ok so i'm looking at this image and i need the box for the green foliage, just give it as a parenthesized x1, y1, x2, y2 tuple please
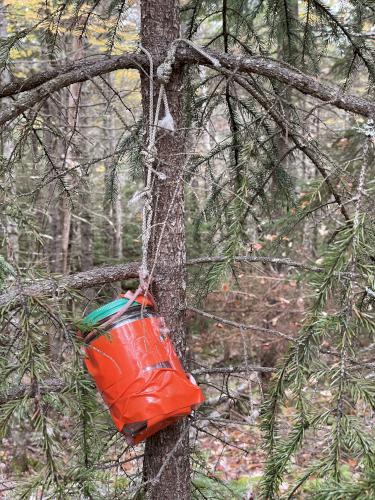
(309, 469, 375, 499)
(193, 472, 253, 499)
(0, 294, 131, 498)
(1, 0, 375, 497)
(0, 255, 15, 290)
(260, 205, 375, 497)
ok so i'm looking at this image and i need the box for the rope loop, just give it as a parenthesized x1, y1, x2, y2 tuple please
(136, 39, 221, 282)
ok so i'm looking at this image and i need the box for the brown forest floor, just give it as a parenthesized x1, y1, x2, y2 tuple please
(1, 266, 368, 498)
(188, 266, 305, 498)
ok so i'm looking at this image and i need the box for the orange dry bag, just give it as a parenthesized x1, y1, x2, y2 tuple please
(79, 291, 204, 444)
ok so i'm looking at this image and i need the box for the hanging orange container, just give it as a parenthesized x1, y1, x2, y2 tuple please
(79, 291, 204, 444)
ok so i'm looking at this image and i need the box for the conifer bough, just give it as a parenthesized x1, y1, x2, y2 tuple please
(0, 45, 374, 128)
(0, 255, 349, 309)
(0, 365, 275, 406)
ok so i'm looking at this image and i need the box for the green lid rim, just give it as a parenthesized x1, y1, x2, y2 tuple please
(82, 297, 140, 327)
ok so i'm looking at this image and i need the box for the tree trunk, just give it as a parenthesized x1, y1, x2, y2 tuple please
(0, 1, 18, 265)
(44, 98, 62, 273)
(58, 36, 83, 275)
(77, 78, 93, 273)
(140, 1, 190, 499)
(103, 74, 123, 266)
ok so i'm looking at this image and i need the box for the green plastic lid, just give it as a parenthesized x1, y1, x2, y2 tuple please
(82, 297, 132, 328)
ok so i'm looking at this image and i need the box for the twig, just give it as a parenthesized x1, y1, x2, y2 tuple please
(188, 306, 295, 342)
(192, 365, 276, 376)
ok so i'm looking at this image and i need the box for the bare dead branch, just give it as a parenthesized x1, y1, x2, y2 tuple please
(188, 306, 295, 342)
(189, 254, 328, 272)
(0, 255, 360, 309)
(193, 365, 276, 376)
(0, 262, 139, 308)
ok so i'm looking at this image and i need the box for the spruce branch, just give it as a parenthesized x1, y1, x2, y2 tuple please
(0, 255, 364, 309)
(259, 132, 374, 495)
(1, 46, 375, 127)
(229, 72, 351, 221)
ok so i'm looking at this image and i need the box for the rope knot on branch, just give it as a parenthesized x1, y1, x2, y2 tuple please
(156, 43, 178, 85)
(156, 61, 173, 85)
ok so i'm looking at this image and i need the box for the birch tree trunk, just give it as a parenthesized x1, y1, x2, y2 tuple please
(0, 1, 18, 265)
(103, 74, 123, 266)
(57, 36, 84, 274)
(139, 1, 190, 498)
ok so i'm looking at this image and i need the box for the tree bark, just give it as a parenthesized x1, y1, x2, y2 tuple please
(139, 1, 190, 498)
(1, 47, 375, 125)
(0, 255, 354, 310)
(0, 262, 140, 308)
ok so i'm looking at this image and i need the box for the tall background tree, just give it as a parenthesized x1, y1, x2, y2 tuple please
(0, 0, 374, 498)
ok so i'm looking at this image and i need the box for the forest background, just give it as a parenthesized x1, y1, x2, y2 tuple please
(0, 0, 374, 498)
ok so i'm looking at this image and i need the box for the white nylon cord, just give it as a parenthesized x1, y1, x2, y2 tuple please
(137, 45, 168, 282)
(134, 40, 221, 284)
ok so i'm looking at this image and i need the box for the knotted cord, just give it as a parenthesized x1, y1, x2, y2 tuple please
(137, 45, 166, 289)
(134, 40, 221, 290)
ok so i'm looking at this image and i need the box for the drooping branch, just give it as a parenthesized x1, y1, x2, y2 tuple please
(0, 365, 274, 405)
(0, 255, 359, 309)
(1, 45, 374, 127)
(0, 378, 66, 405)
(184, 47, 375, 119)
(0, 52, 147, 127)
(0, 56, 108, 98)
(229, 72, 351, 221)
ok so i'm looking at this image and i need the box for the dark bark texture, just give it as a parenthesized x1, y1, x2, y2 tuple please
(0, 262, 139, 308)
(2, 47, 375, 127)
(139, 1, 190, 499)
